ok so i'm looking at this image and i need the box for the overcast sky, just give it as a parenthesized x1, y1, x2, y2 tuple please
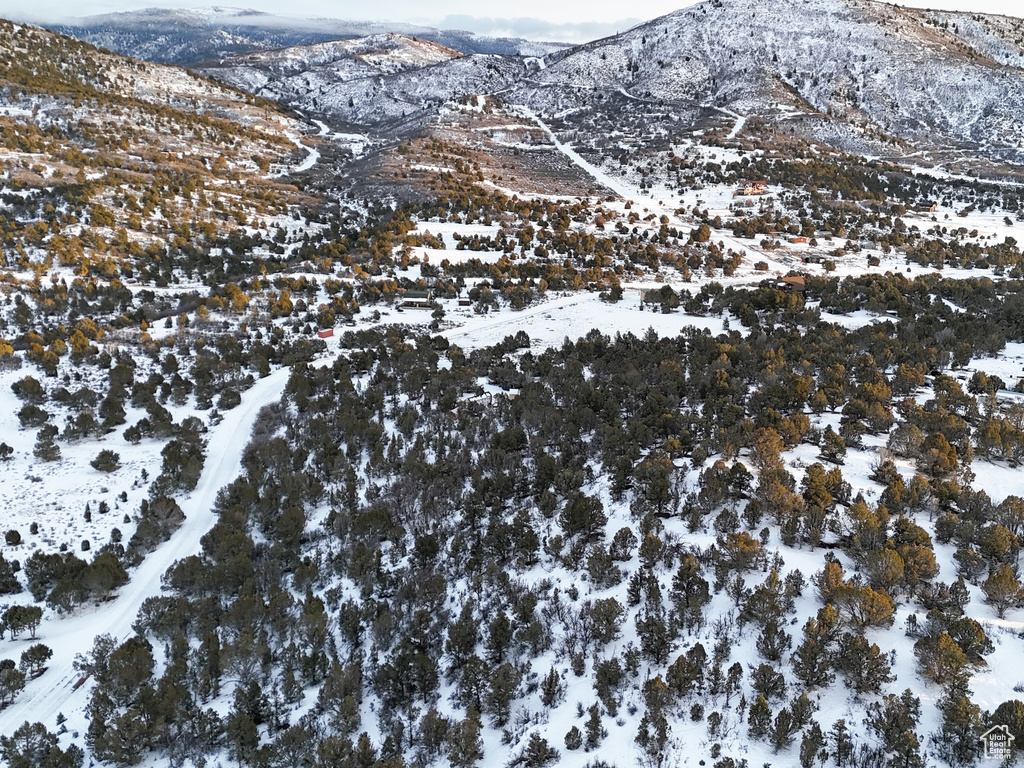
(8, 0, 1024, 42)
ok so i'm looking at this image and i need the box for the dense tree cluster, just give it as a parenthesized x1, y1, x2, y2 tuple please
(48, 296, 1020, 766)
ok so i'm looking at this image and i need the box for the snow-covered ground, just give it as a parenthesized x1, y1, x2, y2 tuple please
(0, 362, 302, 737)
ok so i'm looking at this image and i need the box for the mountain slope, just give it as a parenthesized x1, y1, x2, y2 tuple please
(201, 37, 529, 128)
(0, 18, 316, 276)
(206, 33, 465, 106)
(195, 0, 1024, 170)
(517, 0, 1024, 163)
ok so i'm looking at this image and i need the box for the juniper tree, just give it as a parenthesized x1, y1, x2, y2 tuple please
(837, 632, 893, 695)
(485, 662, 521, 727)
(522, 733, 559, 767)
(584, 704, 607, 750)
(799, 722, 826, 768)
(982, 564, 1024, 618)
(670, 553, 711, 631)
(446, 714, 484, 768)
(830, 719, 854, 767)
(0, 722, 82, 768)
(748, 694, 772, 739)
(935, 685, 982, 766)
(867, 689, 925, 768)
(540, 667, 564, 708)
(914, 632, 970, 687)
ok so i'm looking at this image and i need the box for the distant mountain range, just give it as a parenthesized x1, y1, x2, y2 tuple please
(37, 0, 1024, 172)
(49, 7, 569, 65)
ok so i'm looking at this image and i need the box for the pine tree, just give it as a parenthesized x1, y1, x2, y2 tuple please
(0, 554, 21, 595)
(792, 633, 833, 689)
(751, 663, 786, 700)
(982, 564, 1024, 618)
(635, 710, 670, 764)
(770, 706, 796, 751)
(417, 707, 450, 758)
(635, 581, 675, 665)
(755, 617, 792, 662)
(820, 426, 847, 464)
(485, 611, 513, 664)
(445, 600, 478, 677)
(584, 704, 606, 750)
(836, 632, 893, 695)
(867, 689, 924, 768)
(33, 425, 60, 462)
(0, 721, 82, 768)
(522, 732, 559, 767)
(748, 694, 772, 739)
(936, 686, 982, 766)
(799, 722, 826, 768)
(485, 663, 521, 727)
(914, 632, 969, 687)
(446, 715, 483, 768)
(564, 726, 583, 751)
(830, 719, 854, 767)
(540, 667, 564, 708)
(670, 552, 710, 631)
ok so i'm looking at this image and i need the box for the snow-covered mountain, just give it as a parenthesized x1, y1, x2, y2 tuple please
(199, 33, 531, 128)
(517, 0, 1024, 163)
(49, 7, 568, 65)
(196, 0, 1024, 168)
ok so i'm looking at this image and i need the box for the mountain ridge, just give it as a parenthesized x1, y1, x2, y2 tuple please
(46, 6, 570, 66)
(184, 0, 1024, 175)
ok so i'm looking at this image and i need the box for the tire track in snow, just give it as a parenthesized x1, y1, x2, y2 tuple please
(0, 364, 297, 736)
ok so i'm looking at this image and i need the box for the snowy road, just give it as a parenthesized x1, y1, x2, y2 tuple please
(517, 106, 757, 263)
(716, 107, 747, 139)
(0, 365, 295, 736)
(517, 105, 644, 205)
(266, 121, 324, 178)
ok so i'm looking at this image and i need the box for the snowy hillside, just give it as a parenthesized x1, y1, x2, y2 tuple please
(195, 0, 1024, 171)
(521, 0, 1024, 163)
(203, 43, 529, 127)
(4, 6, 1024, 768)
(206, 34, 463, 100)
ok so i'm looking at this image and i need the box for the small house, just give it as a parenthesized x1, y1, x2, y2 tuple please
(317, 328, 334, 339)
(400, 289, 433, 309)
(778, 275, 806, 293)
(736, 180, 768, 196)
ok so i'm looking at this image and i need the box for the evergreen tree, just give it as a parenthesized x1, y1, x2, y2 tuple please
(445, 600, 478, 676)
(564, 726, 583, 751)
(914, 632, 970, 687)
(446, 715, 484, 768)
(982, 564, 1024, 618)
(830, 719, 854, 767)
(670, 553, 710, 631)
(584, 704, 607, 750)
(33, 425, 60, 462)
(540, 667, 564, 708)
(522, 732, 559, 767)
(799, 722, 826, 768)
(867, 689, 924, 768)
(935, 686, 983, 766)
(836, 632, 893, 695)
(485, 662, 521, 727)
(0, 722, 83, 768)
(748, 694, 772, 739)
